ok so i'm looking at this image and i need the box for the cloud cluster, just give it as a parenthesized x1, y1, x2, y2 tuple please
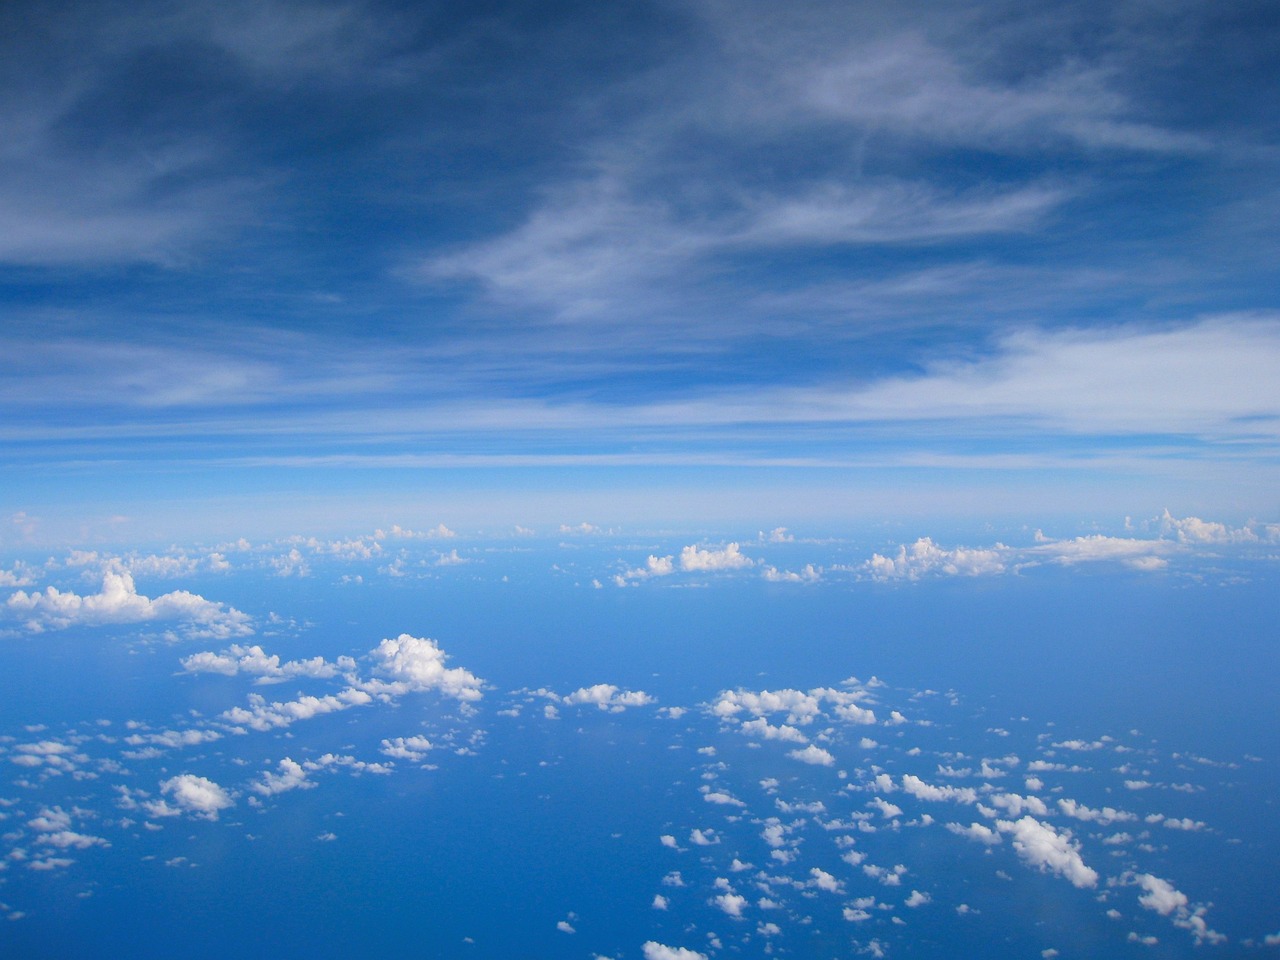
(6, 571, 252, 638)
(180, 644, 352, 683)
(146, 774, 235, 821)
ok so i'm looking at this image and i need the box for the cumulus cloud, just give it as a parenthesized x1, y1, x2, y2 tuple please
(712, 686, 875, 726)
(147, 774, 235, 820)
(712, 891, 748, 916)
(1158, 510, 1258, 544)
(945, 822, 1002, 845)
(1132, 873, 1226, 945)
(1056, 798, 1135, 825)
(251, 758, 314, 796)
(901, 774, 977, 805)
(6, 571, 252, 638)
(679, 543, 755, 572)
(362, 634, 484, 701)
(997, 816, 1097, 888)
(379, 735, 433, 761)
(864, 538, 1007, 580)
(642, 943, 707, 960)
(790, 744, 836, 766)
(219, 687, 374, 732)
(563, 684, 656, 711)
(1027, 535, 1175, 569)
(180, 644, 351, 683)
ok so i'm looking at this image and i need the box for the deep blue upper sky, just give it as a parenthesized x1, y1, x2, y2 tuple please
(2, 0, 1279, 540)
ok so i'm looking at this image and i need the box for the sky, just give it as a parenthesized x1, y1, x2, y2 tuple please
(4, 5, 1280, 954)
(1, 0, 1279, 543)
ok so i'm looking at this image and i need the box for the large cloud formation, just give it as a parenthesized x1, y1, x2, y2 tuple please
(6, 571, 252, 638)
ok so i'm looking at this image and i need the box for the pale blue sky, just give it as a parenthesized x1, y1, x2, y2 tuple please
(2, 0, 1278, 542)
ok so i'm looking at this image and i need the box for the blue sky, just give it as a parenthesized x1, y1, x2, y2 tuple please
(2, 0, 1279, 542)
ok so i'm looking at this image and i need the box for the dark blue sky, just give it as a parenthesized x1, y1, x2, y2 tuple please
(2, 0, 1278, 539)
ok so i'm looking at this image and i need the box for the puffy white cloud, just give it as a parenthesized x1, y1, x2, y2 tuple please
(563, 684, 656, 710)
(6, 571, 252, 638)
(712, 892, 748, 916)
(380, 735, 433, 761)
(1057, 798, 1135, 825)
(1133, 873, 1226, 945)
(998, 816, 1097, 888)
(679, 543, 754, 572)
(712, 686, 874, 726)
(738, 717, 809, 743)
(901, 774, 977, 805)
(1028, 535, 1175, 568)
(904, 890, 931, 908)
(945, 822, 1002, 845)
(762, 564, 821, 583)
(148, 774, 235, 820)
(789, 744, 836, 766)
(35, 829, 108, 850)
(642, 943, 707, 960)
(985, 792, 1049, 817)
(123, 728, 222, 751)
(1158, 510, 1257, 544)
(220, 687, 374, 732)
(251, 758, 314, 796)
(864, 538, 1007, 580)
(621, 554, 676, 580)
(1135, 874, 1187, 916)
(809, 868, 843, 893)
(180, 644, 350, 684)
(868, 797, 903, 818)
(363, 634, 484, 701)
(702, 790, 745, 807)
(0, 562, 36, 587)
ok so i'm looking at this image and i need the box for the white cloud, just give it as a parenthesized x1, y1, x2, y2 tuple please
(762, 564, 821, 583)
(679, 543, 754, 572)
(703, 790, 745, 807)
(180, 644, 349, 684)
(1159, 510, 1258, 544)
(1028, 536, 1175, 568)
(7, 571, 252, 638)
(868, 797, 903, 818)
(1136, 874, 1187, 916)
(901, 774, 977, 805)
(1057, 798, 1135, 825)
(789, 744, 836, 766)
(738, 717, 809, 743)
(904, 890, 931, 908)
(809, 868, 842, 893)
(1133, 873, 1226, 945)
(147, 774, 235, 820)
(945, 822, 1002, 845)
(251, 758, 314, 796)
(712, 892, 748, 917)
(864, 538, 1006, 580)
(219, 687, 373, 731)
(379, 736, 433, 761)
(985, 793, 1049, 817)
(362, 634, 484, 701)
(712, 686, 874, 726)
(642, 943, 707, 960)
(563, 684, 656, 711)
(997, 816, 1097, 889)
